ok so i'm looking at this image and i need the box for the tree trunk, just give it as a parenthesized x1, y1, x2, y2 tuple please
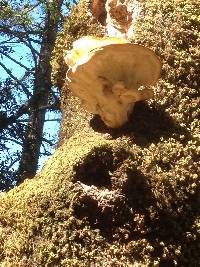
(0, 0, 199, 266)
(17, 0, 63, 183)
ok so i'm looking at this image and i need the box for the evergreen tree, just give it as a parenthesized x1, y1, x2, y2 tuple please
(0, 0, 71, 190)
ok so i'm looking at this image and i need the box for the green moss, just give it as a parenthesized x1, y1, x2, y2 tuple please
(0, 134, 106, 266)
(0, 134, 148, 266)
(133, 0, 200, 128)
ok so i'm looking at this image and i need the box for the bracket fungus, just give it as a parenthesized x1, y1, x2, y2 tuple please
(65, 36, 161, 128)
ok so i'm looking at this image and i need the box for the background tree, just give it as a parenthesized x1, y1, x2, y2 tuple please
(0, 0, 74, 190)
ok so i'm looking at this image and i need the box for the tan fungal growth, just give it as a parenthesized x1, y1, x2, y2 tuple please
(65, 36, 161, 128)
(91, 0, 142, 39)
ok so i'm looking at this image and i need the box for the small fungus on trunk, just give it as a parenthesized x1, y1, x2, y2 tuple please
(65, 36, 161, 128)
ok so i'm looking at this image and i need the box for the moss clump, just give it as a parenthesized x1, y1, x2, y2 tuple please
(0, 135, 111, 266)
(0, 130, 199, 265)
(0, 134, 151, 266)
(133, 0, 200, 131)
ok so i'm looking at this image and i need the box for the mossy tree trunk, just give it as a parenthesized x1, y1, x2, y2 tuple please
(0, 0, 200, 266)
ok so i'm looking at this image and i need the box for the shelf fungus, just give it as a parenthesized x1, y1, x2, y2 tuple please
(65, 36, 161, 128)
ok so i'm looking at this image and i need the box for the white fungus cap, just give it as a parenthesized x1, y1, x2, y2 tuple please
(65, 36, 161, 128)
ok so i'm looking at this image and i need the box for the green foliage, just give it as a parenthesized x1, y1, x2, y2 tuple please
(0, 0, 33, 29)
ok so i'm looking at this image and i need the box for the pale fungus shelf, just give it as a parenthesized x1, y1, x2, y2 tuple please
(65, 36, 161, 128)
